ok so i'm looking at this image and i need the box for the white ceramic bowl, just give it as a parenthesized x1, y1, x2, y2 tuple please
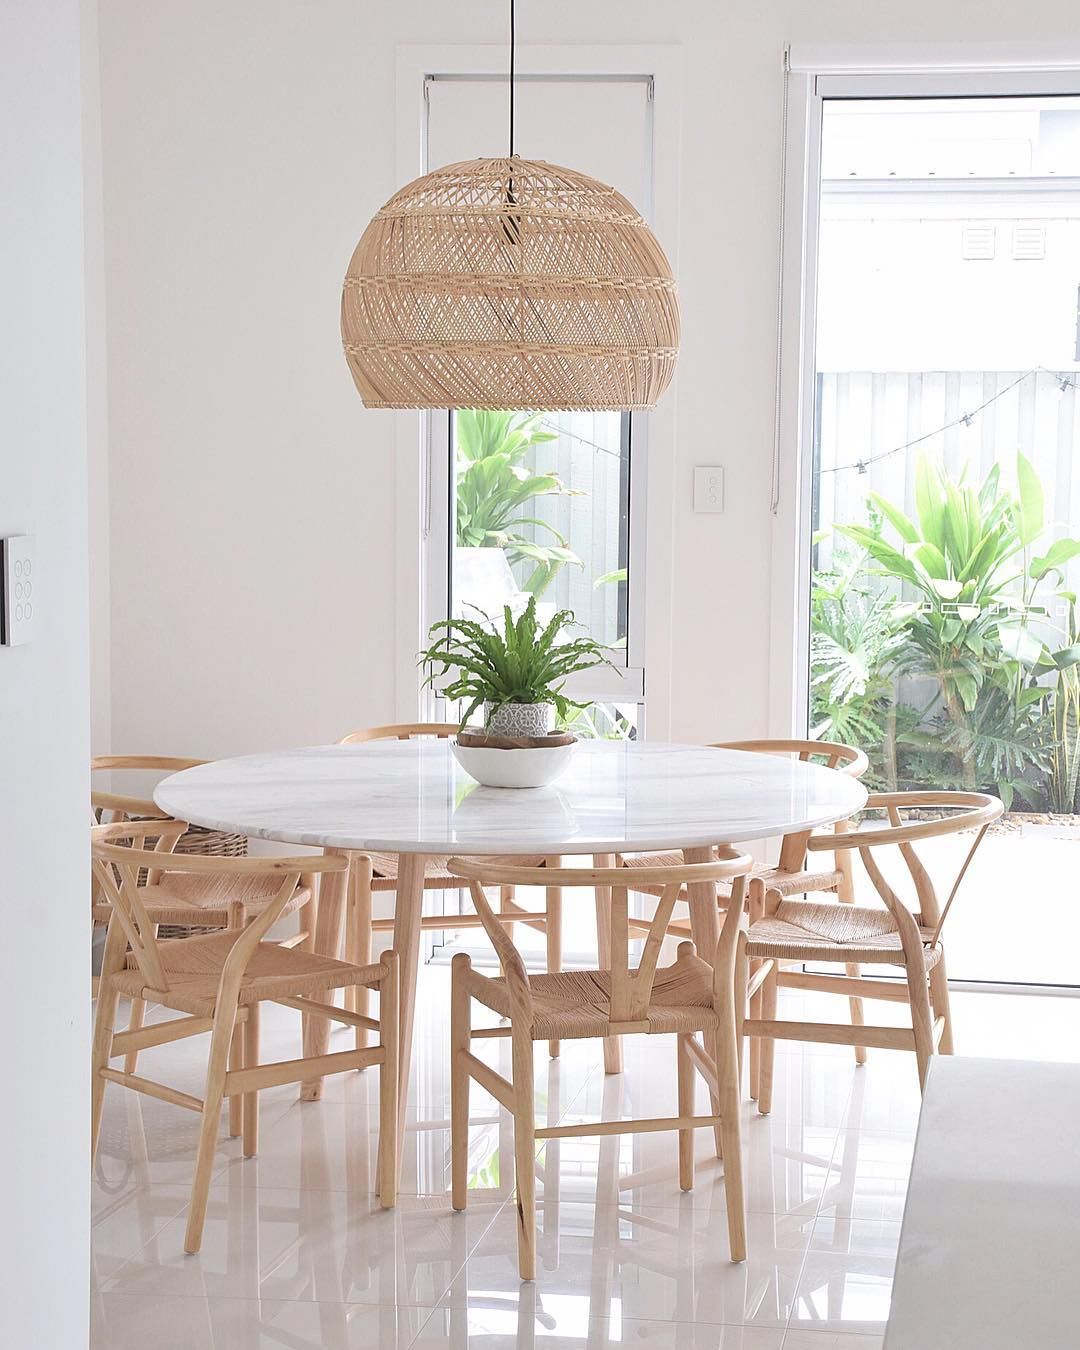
(451, 739, 576, 789)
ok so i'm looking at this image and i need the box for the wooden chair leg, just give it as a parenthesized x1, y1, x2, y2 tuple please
(748, 959, 762, 1101)
(122, 920, 161, 1076)
(227, 1019, 244, 1140)
(545, 878, 562, 1059)
(122, 998, 146, 1076)
(734, 930, 749, 1088)
(299, 870, 319, 954)
(227, 903, 247, 1135)
(906, 964, 936, 1092)
(929, 954, 955, 1055)
(845, 961, 868, 1066)
(836, 833, 867, 1066)
(593, 857, 622, 1074)
(185, 999, 241, 1254)
(242, 1002, 260, 1158)
(119, 917, 156, 1075)
(90, 979, 120, 1160)
(450, 952, 471, 1210)
(377, 952, 399, 1208)
(676, 1033, 695, 1191)
(719, 932, 748, 1262)
(92, 915, 128, 1160)
(757, 964, 778, 1117)
(511, 1026, 537, 1280)
(348, 855, 374, 1053)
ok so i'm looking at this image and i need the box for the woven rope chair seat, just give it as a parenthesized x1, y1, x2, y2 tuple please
(617, 850, 843, 899)
(366, 851, 549, 890)
(92, 873, 310, 929)
(109, 930, 381, 1018)
(747, 899, 941, 968)
(470, 950, 720, 1041)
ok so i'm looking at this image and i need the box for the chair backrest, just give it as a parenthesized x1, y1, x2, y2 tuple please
(338, 722, 460, 746)
(805, 790, 1002, 944)
(447, 855, 753, 1025)
(713, 739, 868, 778)
(91, 754, 206, 822)
(90, 822, 346, 993)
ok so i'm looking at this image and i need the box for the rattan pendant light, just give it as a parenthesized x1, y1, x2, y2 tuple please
(340, 4, 679, 411)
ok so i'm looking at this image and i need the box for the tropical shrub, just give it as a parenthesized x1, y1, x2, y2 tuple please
(813, 451, 1080, 808)
(809, 537, 906, 770)
(454, 409, 582, 596)
(1031, 599, 1080, 813)
(838, 456, 1040, 724)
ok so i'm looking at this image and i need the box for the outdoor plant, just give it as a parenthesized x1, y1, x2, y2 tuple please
(561, 700, 636, 741)
(420, 594, 618, 730)
(809, 533, 906, 767)
(1028, 598, 1080, 814)
(837, 455, 1042, 723)
(815, 450, 1080, 808)
(454, 409, 582, 596)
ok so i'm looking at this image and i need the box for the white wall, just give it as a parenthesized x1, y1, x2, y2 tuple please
(84, 0, 110, 754)
(0, 1, 91, 1343)
(95, 0, 1080, 754)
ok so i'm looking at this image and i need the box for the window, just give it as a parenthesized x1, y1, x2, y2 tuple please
(421, 72, 654, 732)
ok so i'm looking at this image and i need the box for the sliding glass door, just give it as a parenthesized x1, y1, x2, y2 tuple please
(809, 90, 1080, 984)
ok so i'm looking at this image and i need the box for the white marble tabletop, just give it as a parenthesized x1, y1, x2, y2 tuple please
(154, 740, 867, 855)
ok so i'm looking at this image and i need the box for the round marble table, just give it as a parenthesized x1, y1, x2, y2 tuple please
(156, 741, 866, 1131)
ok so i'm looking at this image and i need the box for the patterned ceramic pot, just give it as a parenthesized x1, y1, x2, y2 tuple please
(485, 701, 555, 738)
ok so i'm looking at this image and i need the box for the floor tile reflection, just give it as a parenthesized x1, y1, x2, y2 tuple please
(90, 972, 1080, 1348)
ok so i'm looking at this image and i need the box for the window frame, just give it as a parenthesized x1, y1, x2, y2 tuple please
(392, 43, 682, 734)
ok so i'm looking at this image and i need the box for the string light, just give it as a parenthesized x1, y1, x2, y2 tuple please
(539, 418, 624, 461)
(821, 368, 1080, 476)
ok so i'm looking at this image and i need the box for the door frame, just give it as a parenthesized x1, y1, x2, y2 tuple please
(770, 46, 1080, 994)
(391, 43, 683, 733)
(768, 45, 1080, 741)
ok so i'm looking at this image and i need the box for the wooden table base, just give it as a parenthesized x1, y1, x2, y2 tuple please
(299, 849, 430, 1176)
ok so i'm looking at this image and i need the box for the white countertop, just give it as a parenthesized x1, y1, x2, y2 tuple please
(886, 1056, 1080, 1350)
(154, 739, 867, 855)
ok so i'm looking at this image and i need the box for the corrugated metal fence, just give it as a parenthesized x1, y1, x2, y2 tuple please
(513, 410, 628, 646)
(816, 371, 1080, 590)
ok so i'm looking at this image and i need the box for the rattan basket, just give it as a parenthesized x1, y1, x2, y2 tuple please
(155, 824, 248, 939)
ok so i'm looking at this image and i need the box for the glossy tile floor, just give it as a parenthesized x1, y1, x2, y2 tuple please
(91, 965, 1080, 1349)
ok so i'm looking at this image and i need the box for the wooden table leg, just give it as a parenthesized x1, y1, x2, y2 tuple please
(685, 845, 724, 1154)
(593, 852, 623, 1074)
(300, 848, 348, 1101)
(391, 852, 428, 1169)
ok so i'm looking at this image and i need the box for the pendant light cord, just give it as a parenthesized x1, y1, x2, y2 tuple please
(508, 0, 516, 157)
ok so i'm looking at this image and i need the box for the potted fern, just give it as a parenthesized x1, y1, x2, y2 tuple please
(420, 597, 618, 787)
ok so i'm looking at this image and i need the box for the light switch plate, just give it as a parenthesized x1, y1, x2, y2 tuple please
(1, 534, 37, 646)
(693, 466, 725, 513)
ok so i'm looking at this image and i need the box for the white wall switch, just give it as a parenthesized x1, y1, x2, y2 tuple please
(693, 466, 725, 513)
(1, 534, 37, 646)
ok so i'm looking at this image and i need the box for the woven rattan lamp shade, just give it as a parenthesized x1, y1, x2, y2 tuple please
(341, 157, 679, 411)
